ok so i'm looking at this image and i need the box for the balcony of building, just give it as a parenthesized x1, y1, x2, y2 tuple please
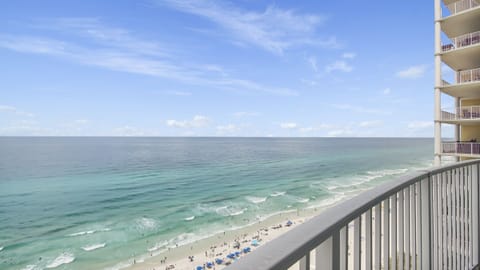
(441, 0, 480, 38)
(442, 141, 480, 157)
(441, 31, 480, 71)
(441, 68, 480, 98)
(225, 160, 480, 270)
(440, 106, 480, 124)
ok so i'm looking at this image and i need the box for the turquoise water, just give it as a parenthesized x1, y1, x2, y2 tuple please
(0, 137, 434, 270)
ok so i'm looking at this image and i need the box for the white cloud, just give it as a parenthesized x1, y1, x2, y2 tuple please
(216, 124, 240, 134)
(233, 111, 259, 117)
(359, 120, 383, 128)
(407, 121, 433, 129)
(307, 56, 318, 72)
(0, 105, 34, 117)
(342, 52, 356, 59)
(280, 122, 297, 129)
(332, 104, 390, 115)
(159, 0, 339, 54)
(325, 60, 353, 73)
(0, 19, 297, 96)
(166, 115, 211, 128)
(383, 88, 391, 95)
(396, 65, 427, 79)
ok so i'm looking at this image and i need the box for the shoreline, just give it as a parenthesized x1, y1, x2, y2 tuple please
(123, 204, 337, 270)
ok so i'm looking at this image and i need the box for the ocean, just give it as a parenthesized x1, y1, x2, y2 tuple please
(0, 137, 434, 270)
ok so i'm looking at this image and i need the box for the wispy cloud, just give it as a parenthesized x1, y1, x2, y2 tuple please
(342, 52, 356, 59)
(325, 60, 353, 73)
(0, 105, 34, 117)
(383, 88, 391, 95)
(280, 122, 297, 129)
(332, 104, 390, 115)
(166, 115, 211, 128)
(396, 65, 427, 79)
(307, 56, 318, 72)
(216, 124, 240, 134)
(0, 18, 297, 96)
(158, 0, 339, 54)
(233, 111, 259, 118)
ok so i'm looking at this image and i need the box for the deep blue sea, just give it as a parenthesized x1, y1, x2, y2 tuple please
(0, 137, 434, 270)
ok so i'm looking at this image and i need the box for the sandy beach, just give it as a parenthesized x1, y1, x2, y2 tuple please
(124, 207, 329, 270)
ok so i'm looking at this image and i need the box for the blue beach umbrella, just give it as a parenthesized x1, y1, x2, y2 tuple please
(243, 247, 251, 253)
(206, 262, 213, 268)
(235, 251, 241, 257)
(215, 258, 223, 264)
(251, 239, 259, 246)
(227, 253, 236, 259)
(196, 266, 203, 270)
(286, 220, 293, 226)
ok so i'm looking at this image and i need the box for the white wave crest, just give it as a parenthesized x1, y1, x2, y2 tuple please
(297, 198, 310, 203)
(148, 241, 168, 252)
(270, 191, 286, 197)
(184, 216, 195, 221)
(215, 206, 247, 217)
(135, 217, 157, 230)
(67, 228, 110, 237)
(46, 252, 75, 268)
(245, 196, 267, 204)
(20, 265, 38, 270)
(82, 243, 106, 251)
(0, 246, 3, 252)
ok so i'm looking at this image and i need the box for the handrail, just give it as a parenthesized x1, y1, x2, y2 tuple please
(226, 160, 480, 270)
(458, 67, 480, 84)
(441, 105, 480, 120)
(442, 31, 480, 52)
(443, 141, 480, 155)
(446, 0, 480, 16)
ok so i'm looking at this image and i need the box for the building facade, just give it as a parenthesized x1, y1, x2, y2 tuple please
(434, 0, 480, 165)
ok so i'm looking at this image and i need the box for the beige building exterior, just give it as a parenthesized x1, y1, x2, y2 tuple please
(434, 0, 480, 165)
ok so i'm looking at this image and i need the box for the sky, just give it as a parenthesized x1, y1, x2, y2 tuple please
(0, 0, 453, 137)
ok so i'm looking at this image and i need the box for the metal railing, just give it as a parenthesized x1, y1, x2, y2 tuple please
(226, 160, 480, 270)
(443, 142, 480, 155)
(442, 31, 480, 52)
(458, 68, 480, 84)
(441, 106, 480, 121)
(446, 0, 480, 15)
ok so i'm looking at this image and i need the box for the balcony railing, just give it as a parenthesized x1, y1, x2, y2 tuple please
(226, 160, 480, 270)
(442, 31, 480, 52)
(458, 67, 480, 84)
(443, 142, 480, 155)
(441, 106, 480, 120)
(446, 0, 480, 15)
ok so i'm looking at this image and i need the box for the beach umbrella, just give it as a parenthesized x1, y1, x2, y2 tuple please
(286, 220, 293, 226)
(206, 262, 213, 268)
(235, 251, 241, 257)
(243, 247, 251, 253)
(196, 266, 203, 270)
(227, 253, 236, 259)
(251, 239, 259, 246)
(215, 258, 223, 264)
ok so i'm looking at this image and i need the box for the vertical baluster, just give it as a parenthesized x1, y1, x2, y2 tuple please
(420, 177, 431, 270)
(374, 204, 382, 270)
(383, 199, 390, 270)
(455, 168, 460, 270)
(437, 173, 443, 270)
(391, 194, 397, 270)
(316, 236, 333, 270)
(399, 189, 404, 270)
(416, 182, 421, 270)
(443, 172, 448, 270)
(460, 167, 465, 270)
(468, 166, 473, 268)
(405, 186, 411, 269)
(449, 170, 453, 270)
(433, 175, 438, 270)
(300, 252, 310, 270)
(472, 164, 479, 267)
(411, 184, 416, 270)
(354, 217, 361, 270)
(340, 226, 348, 270)
(365, 209, 373, 270)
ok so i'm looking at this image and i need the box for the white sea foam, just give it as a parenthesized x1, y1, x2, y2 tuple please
(135, 217, 157, 230)
(297, 198, 310, 203)
(67, 228, 110, 237)
(245, 196, 267, 204)
(82, 243, 106, 251)
(215, 205, 247, 217)
(20, 265, 37, 270)
(307, 194, 347, 210)
(46, 252, 75, 268)
(270, 191, 286, 197)
(184, 216, 195, 221)
(0, 246, 3, 252)
(148, 241, 168, 252)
